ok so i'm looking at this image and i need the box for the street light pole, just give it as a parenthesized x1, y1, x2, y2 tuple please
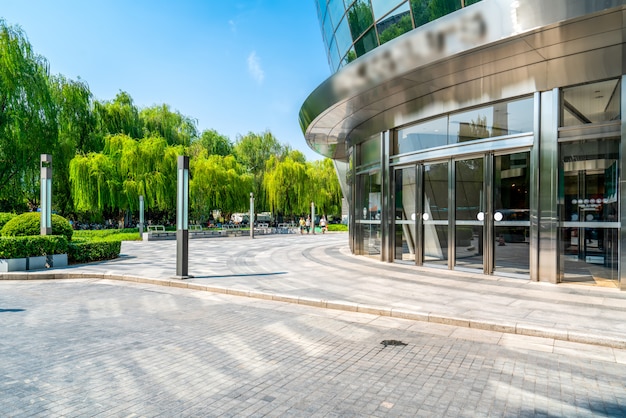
(40, 154, 52, 236)
(138, 195, 144, 236)
(176, 156, 190, 279)
(250, 192, 254, 239)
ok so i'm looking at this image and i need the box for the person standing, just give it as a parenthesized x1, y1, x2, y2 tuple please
(305, 216, 311, 234)
(320, 216, 327, 234)
(299, 217, 305, 234)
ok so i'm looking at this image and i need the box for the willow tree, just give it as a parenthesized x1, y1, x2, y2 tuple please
(190, 153, 252, 221)
(140, 104, 198, 147)
(0, 20, 57, 211)
(69, 133, 183, 220)
(50, 75, 96, 215)
(308, 158, 342, 216)
(263, 155, 309, 216)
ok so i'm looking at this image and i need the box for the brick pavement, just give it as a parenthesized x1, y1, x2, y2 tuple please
(1, 279, 626, 417)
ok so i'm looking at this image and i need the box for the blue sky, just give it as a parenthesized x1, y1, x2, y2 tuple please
(0, 0, 331, 161)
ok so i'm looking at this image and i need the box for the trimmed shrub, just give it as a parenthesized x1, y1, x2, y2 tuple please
(1, 212, 73, 241)
(68, 240, 121, 264)
(0, 213, 16, 230)
(0, 235, 68, 259)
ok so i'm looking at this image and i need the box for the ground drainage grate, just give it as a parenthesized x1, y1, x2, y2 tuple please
(380, 340, 408, 347)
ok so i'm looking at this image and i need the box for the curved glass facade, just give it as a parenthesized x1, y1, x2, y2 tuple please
(303, 0, 626, 290)
(315, 0, 483, 71)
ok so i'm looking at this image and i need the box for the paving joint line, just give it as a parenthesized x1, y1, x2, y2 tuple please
(2, 271, 625, 350)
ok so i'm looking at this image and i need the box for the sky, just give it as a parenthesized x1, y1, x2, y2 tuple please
(0, 0, 331, 161)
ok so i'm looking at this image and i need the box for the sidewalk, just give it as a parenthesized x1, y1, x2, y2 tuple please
(2, 233, 626, 349)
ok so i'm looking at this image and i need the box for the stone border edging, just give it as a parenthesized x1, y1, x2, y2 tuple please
(2, 271, 625, 350)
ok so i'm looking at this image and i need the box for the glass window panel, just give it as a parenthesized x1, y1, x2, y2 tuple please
(328, 0, 346, 28)
(410, 0, 462, 27)
(394, 167, 417, 262)
(464, 0, 482, 5)
(341, 47, 358, 67)
(323, 12, 335, 49)
(354, 27, 378, 57)
(562, 79, 621, 127)
(328, 37, 341, 72)
(423, 162, 448, 221)
(348, 0, 375, 41)
(335, 16, 353, 58)
(371, 0, 403, 20)
(449, 97, 533, 143)
(319, 0, 328, 20)
(559, 138, 619, 285)
(359, 135, 381, 166)
(494, 152, 530, 276)
(429, 0, 462, 20)
(455, 158, 484, 271)
(423, 161, 448, 265)
(410, 0, 430, 27)
(396, 116, 448, 154)
(377, 2, 413, 45)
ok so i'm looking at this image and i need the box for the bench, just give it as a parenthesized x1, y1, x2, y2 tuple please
(147, 225, 165, 232)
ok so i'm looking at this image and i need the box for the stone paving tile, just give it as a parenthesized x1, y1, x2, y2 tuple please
(2, 241, 626, 417)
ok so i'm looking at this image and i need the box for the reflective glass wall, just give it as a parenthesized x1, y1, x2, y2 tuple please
(315, 0, 484, 71)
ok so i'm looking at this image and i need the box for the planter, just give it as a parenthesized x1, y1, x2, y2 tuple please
(51, 254, 68, 268)
(0, 254, 68, 272)
(0, 257, 27, 272)
(28, 256, 47, 271)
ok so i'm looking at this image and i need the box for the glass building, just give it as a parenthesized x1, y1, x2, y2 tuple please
(300, 0, 626, 290)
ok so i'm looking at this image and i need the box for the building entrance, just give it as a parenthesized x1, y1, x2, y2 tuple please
(394, 151, 531, 278)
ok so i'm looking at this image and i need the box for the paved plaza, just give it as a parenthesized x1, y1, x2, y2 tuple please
(2, 233, 626, 416)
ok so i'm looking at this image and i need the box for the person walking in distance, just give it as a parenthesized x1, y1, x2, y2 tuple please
(305, 216, 311, 234)
(299, 217, 305, 234)
(320, 216, 327, 234)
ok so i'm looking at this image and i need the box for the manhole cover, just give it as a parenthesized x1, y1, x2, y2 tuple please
(380, 339, 407, 347)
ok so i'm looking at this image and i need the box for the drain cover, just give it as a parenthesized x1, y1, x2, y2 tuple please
(380, 340, 407, 347)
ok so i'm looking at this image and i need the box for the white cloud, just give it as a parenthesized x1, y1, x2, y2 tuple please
(228, 20, 236, 33)
(247, 51, 264, 84)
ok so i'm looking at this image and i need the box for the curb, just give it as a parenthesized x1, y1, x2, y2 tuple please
(2, 271, 625, 350)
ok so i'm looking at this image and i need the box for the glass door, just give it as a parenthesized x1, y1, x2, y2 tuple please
(559, 139, 619, 286)
(493, 152, 531, 276)
(455, 157, 485, 272)
(422, 161, 449, 267)
(394, 167, 417, 263)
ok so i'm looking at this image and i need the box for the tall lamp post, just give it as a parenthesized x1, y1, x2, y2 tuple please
(176, 156, 190, 278)
(311, 201, 316, 235)
(250, 192, 254, 239)
(40, 154, 52, 236)
(138, 195, 144, 236)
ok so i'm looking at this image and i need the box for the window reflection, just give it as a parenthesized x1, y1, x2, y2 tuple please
(561, 79, 621, 127)
(372, 0, 405, 20)
(410, 0, 462, 28)
(359, 135, 381, 166)
(559, 138, 619, 285)
(354, 28, 379, 57)
(328, 0, 347, 27)
(377, 2, 413, 45)
(348, 0, 375, 41)
(449, 97, 533, 143)
(335, 16, 353, 57)
(396, 116, 448, 154)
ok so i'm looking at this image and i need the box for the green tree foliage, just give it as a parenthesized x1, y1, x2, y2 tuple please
(50, 75, 96, 215)
(190, 153, 252, 221)
(234, 130, 286, 211)
(194, 129, 233, 157)
(0, 20, 57, 211)
(378, 13, 413, 45)
(308, 158, 342, 216)
(263, 155, 309, 216)
(93, 91, 142, 139)
(69, 134, 183, 219)
(140, 104, 198, 146)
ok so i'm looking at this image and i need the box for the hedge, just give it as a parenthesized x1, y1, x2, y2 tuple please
(0, 213, 16, 230)
(68, 241, 121, 264)
(1, 212, 73, 241)
(0, 235, 68, 259)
